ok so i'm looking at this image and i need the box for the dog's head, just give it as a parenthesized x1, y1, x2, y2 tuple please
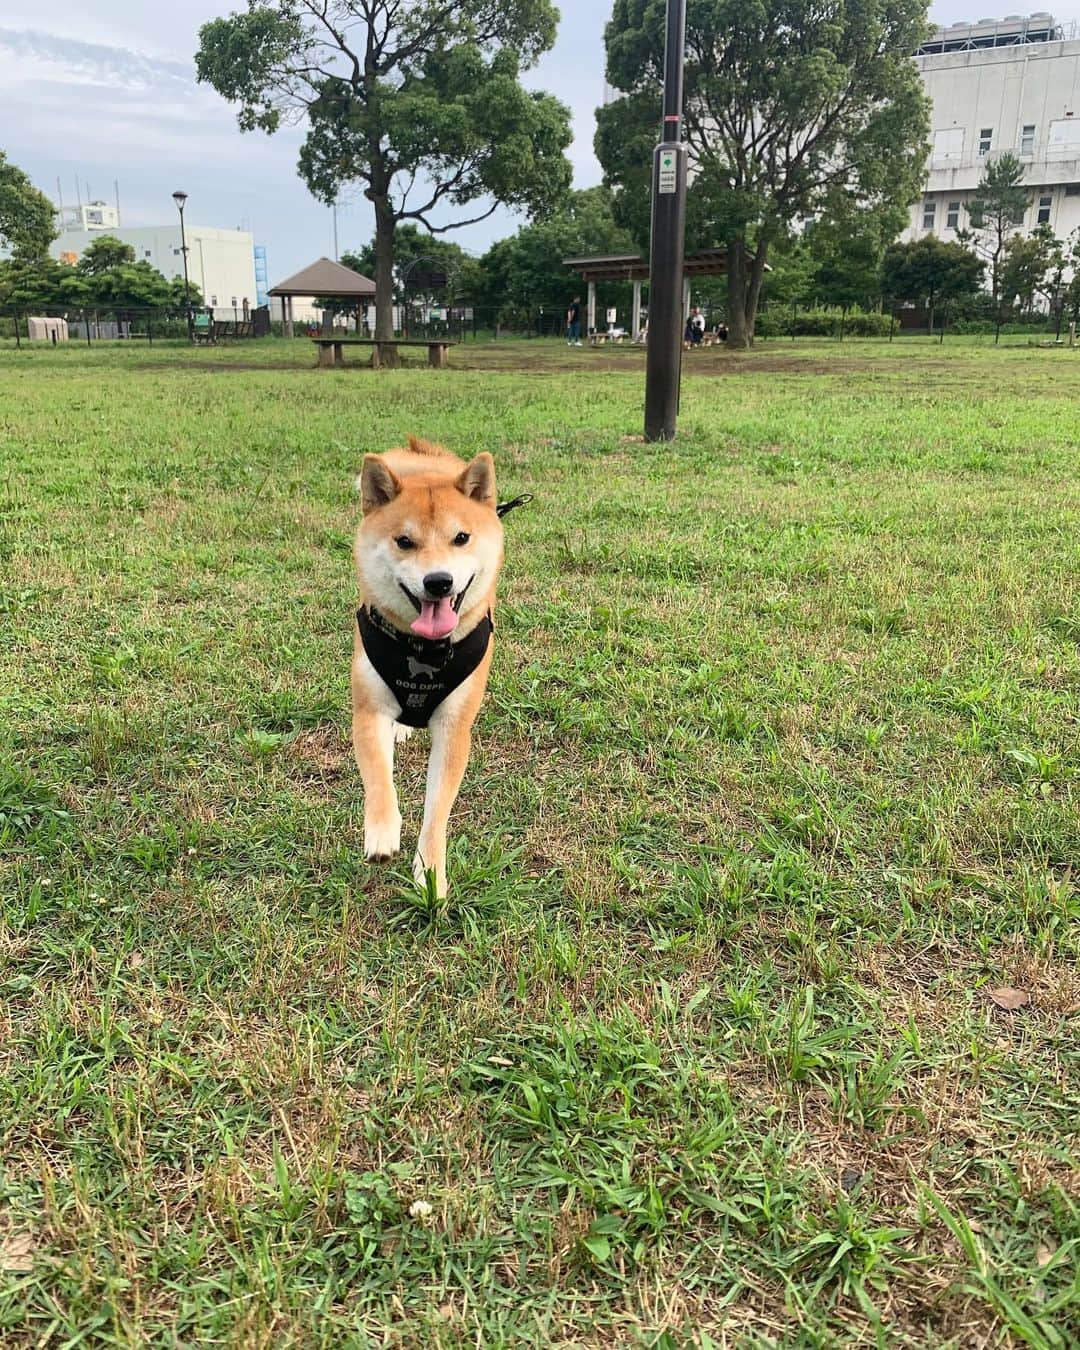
(355, 450, 503, 640)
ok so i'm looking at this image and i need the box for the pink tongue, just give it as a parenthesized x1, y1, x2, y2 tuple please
(412, 597, 459, 640)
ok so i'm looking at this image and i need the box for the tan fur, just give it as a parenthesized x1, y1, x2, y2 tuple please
(351, 438, 504, 897)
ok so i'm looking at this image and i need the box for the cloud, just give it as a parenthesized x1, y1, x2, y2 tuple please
(0, 26, 194, 92)
(1, 25, 305, 171)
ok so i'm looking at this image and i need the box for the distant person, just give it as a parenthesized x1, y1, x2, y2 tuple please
(714, 321, 729, 343)
(690, 307, 706, 345)
(566, 295, 583, 346)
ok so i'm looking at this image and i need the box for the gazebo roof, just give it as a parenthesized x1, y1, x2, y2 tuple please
(268, 257, 376, 297)
(564, 248, 730, 282)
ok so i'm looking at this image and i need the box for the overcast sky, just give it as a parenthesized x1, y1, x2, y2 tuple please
(6, 3, 1080, 280)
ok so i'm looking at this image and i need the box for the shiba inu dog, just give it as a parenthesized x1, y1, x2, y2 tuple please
(352, 437, 504, 897)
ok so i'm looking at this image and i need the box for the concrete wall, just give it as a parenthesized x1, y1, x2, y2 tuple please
(907, 36, 1080, 250)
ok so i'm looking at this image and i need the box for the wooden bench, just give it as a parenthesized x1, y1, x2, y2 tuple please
(311, 336, 455, 369)
(214, 319, 255, 340)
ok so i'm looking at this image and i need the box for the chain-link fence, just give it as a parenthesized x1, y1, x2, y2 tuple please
(5, 299, 1072, 349)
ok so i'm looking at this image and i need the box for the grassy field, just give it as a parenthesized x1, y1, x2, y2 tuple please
(1, 336, 1077, 1347)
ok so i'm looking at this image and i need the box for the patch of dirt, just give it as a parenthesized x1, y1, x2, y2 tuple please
(289, 726, 351, 783)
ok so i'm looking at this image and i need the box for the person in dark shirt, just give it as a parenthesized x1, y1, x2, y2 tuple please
(566, 296, 583, 346)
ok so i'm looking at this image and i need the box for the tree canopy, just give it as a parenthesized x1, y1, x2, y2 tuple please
(804, 203, 906, 318)
(0, 151, 57, 260)
(77, 235, 137, 274)
(0, 239, 202, 316)
(196, 1, 574, 344)
(881, 235, 984, 333)
(598, 0, 931, 347)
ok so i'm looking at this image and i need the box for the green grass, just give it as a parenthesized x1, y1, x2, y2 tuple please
(1, 335, 1078, 1347)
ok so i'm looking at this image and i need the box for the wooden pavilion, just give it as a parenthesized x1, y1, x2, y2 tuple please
(268, 257, 376, 337)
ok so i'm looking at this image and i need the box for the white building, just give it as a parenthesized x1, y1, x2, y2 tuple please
(908, 15, 1080, 249)
(50, 221, 259, 317)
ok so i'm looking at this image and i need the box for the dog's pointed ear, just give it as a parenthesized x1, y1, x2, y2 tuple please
(359, 455, 402, 514)
(456, 452, 496, 508)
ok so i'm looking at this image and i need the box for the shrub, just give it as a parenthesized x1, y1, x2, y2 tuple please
(756, 307, 893, 338)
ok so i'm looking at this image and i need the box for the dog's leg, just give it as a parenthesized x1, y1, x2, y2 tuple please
(413, 706, 473, 898)
(353, 710, 402, 861)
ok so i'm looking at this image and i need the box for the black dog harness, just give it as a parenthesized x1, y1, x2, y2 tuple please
(357, 605, 493, 728)
(356, 493, 529, 728)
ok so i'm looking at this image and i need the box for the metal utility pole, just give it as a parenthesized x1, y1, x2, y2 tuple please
(644, 0, 688, 443)
(172, 191, 193, 341)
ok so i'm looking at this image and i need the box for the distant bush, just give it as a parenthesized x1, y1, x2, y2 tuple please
(950, 317, 1058, 335)
(756, 307, 893, 338)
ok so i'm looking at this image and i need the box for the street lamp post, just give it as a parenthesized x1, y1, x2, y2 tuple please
(172, 190, 193, 341)
(643, 0, 688, 442)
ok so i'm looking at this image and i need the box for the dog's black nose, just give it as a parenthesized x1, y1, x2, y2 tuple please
(423, 571, 454, 599)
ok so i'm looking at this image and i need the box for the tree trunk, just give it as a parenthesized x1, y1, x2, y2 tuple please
(743, 240, 770, 345)
(726, 239, 750, 350)
(372, 201, 399, 362)
(927, 293, 935, 338)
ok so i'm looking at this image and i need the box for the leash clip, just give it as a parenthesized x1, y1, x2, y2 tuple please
(496, 493, 533, 518)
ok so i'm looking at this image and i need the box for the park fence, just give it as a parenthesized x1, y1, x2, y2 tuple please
(0, 304, 273, 347)
(5, 300, 1070, 349)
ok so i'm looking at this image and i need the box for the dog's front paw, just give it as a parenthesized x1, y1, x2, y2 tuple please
(364, 812, 402, 862)
(393, 723, 415, 745)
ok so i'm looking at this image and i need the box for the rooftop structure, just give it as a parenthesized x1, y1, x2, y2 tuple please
(916, 13, 1076, 55)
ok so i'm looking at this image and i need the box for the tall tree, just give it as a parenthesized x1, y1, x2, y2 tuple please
(0, 151, 57, 260)
(1027, 223, 1079, 335)
(196, 1, 573, 347)
(999, 229, 1054, 318)
(880, 235, 984, 335)
(598, 0, 930, 348)
(958, 152, 1028, 342)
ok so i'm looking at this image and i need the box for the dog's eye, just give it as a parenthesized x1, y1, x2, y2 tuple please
(452, 532, 470, 547)
(395, 536, 415, 551)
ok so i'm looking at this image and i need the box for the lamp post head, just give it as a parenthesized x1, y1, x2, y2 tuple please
(172, 191, 188, 210)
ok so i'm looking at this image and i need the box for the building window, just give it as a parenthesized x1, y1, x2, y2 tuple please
(144, 250, 152, 258)
(1020, 123, 1036, 155)
(922, 199, 936, 230)
(946, 201, 961, 229)
(1037, 194, 1052, 224)
(979, 127, 993, 155)
(231, 297, 237, 307)
(1065, 183, 1080, 197)
(173, 247, 181, 256)
(210, 295, 217, 306)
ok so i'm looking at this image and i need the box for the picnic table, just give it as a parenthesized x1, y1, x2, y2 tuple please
(311, 336, 455, 369)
